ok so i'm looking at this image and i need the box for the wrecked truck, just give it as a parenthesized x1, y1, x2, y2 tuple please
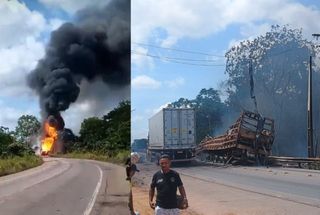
(197, 111, 275, 165)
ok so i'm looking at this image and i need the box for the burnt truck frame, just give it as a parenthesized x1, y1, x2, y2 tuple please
(147, 108, 196, 163)
(197, 111, 275, 165)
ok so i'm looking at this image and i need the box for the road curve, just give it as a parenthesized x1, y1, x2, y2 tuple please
(0, 157, 130, 215)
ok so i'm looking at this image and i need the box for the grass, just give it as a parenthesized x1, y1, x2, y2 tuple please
(52, 150, 130, 164)
(0, 154, 43, 177)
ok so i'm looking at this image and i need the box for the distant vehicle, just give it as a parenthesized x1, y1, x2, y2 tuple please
(132, 138, 148, 153)
(147, 108, 196, 163)
(41, 151, 49, 156)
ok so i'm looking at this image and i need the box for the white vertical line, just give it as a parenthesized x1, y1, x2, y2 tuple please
(83, 165, 103, 215)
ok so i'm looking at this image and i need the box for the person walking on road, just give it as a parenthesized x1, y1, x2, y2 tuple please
(149, 154, 188, 215)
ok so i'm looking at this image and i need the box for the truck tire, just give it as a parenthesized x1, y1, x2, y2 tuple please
(155, 153, 161, 165)
(147, 150, 152, 162)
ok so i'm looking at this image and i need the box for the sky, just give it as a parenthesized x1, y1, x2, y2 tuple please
(1, 0, 320, 142)
(0, 0, 129, 134)
(131, 0, 320, 141)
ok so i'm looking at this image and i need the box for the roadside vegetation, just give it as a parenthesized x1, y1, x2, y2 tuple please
(0, 123, 43, 176)
(0, 100, 130, 177)
(52, 150, 129, 164)
(0, 154, 43, 177)
(57, 100, 131, 164)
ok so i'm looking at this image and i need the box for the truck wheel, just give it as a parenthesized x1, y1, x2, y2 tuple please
(146, 150, 152, 162)
(155, 153, 161, 165)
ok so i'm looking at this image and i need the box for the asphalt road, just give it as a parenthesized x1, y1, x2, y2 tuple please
(0, 158, 130, 215)
(174, 164, 320, 208)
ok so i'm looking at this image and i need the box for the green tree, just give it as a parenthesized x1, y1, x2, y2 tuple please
(195, 88, 225, 143)
(79, 117, 106, 151)
(171, 88, 225, 144)
(103, 101, 130, 150)
(78, 101, 130, 154)
(225, 25, 316, 156)
(0, 126, 14, 157)
(171, 98, 195, 108)
(15, 115, 41, 146)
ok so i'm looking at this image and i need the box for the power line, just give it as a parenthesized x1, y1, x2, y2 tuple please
(133, 41, 309, 68)
(131, 50, 223, 62)
(132, 42, 225, 57)
(134, 42, 305, 60)
(131, 51, 225, 67)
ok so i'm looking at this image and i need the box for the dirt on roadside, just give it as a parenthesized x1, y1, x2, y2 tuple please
(131, 161, 320, 215)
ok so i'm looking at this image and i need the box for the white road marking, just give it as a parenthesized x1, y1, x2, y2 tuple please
(83, 165, 103, 215)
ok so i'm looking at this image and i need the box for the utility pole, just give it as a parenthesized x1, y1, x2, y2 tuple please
(206, 115, 211, 136)
(249, 60, 258, 113)
(307, 55, 314, 158)
(307, 34, 320, 158)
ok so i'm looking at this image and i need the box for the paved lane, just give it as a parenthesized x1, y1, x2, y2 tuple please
(0, 158, 129, 215)
(174, 165, 320, 208)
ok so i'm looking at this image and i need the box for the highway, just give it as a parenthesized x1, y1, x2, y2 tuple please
(0, 158, 130, 215)
(131, 161, 320, 214)
(174, 164, 320, 208)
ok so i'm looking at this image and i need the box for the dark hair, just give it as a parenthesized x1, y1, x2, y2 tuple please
(160, 154, 170, 160)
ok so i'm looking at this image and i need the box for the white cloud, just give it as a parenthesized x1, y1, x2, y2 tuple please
(46, 18, 65, 32)
(0, 0, 46, 48)
(152, 102, 171, 115)
(0, 102, 37, 131)
(131, 45, 155, 70)
(132, 0, 320, 60)
(132, 75, 161, 89)
(132, 76, 185, 90)
(39, 0, 111, 14)
(61, 100, 113, 135)
(272, 2, 320, 38)
(0, 37, 45, 97)
(0, 0, 51, 129)
(60, 80, 130, 134)
(165, 77, 185, 89)
(132, 0, 223, 46)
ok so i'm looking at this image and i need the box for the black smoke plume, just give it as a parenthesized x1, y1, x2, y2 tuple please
(27, 0, 130, 118)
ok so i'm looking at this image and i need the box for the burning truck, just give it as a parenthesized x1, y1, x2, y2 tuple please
(41, 114, 65, 156)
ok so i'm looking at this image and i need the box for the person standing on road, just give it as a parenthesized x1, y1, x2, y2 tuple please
(127, 152, 140, 215)
(126, 152, 140, 181)
(149, 154, 188, 215)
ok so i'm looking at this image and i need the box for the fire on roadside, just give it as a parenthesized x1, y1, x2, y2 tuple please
(41, 121, 58, 155)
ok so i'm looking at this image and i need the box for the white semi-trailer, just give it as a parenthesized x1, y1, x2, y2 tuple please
(147, 108, 196, 162)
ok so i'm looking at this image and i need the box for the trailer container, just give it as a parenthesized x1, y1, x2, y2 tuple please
(148, 108, 196, 162)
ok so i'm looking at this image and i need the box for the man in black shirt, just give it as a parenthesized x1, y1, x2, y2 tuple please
(149, 154, 188, 215)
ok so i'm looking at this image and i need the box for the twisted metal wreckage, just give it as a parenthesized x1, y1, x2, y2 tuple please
(197, 111, 275, 165)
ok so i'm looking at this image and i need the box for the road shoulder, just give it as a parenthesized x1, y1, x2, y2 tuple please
(89, 160, 131, 215)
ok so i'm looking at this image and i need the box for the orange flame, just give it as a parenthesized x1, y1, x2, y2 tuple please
(41, 122, 58, 154)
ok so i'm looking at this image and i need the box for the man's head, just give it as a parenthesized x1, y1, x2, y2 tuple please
(159, 154, 171, 173)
